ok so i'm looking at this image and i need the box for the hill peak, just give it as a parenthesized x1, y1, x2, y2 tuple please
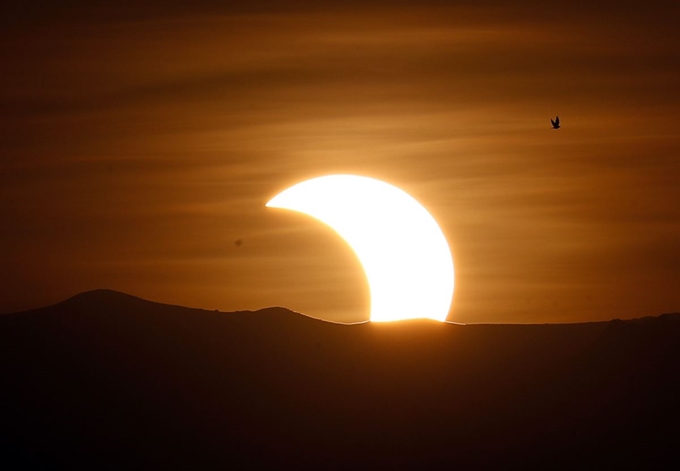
(66, 289, 147, 303)
(53, 289, 304, 321)
(58, 289, 161, 311)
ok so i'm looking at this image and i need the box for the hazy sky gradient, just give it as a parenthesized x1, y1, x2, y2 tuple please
(2, 1, 678, 322)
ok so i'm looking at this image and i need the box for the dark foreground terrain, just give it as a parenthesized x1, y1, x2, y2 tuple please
(2, 290, 679, 469)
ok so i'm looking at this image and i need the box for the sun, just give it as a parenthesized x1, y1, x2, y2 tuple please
(266, 175, 454, 322)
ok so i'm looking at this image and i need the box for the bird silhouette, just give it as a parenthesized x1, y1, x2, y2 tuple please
(551, 116, 560, 129)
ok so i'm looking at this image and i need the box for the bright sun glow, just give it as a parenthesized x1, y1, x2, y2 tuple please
(266, 175, 454, 322)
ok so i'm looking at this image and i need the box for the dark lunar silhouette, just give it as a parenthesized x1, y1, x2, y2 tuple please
(551, 115, 561, 129)
(2, 290, 679, 469)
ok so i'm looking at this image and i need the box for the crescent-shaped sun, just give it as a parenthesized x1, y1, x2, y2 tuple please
(266, 175, 454, 322)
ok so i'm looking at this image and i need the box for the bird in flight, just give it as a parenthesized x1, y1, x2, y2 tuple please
(551, 116, 560, 129)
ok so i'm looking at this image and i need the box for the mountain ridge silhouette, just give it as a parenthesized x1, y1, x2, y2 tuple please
(2, 289, 679, 469)
(11, 288, 678, 326)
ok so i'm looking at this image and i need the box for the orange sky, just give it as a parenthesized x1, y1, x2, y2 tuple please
(1, 1, 678, 323)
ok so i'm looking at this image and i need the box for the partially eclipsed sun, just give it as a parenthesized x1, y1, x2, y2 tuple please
(266, 175, 454, 322)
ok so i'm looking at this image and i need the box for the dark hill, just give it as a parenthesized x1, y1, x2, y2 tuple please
(2, 290, 679, 470)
